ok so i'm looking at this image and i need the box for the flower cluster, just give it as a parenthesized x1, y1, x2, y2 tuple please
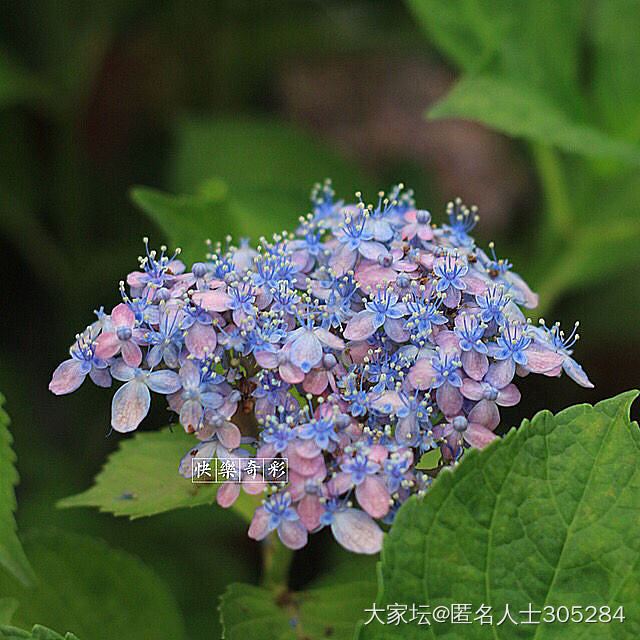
(50, 180, 592, 554)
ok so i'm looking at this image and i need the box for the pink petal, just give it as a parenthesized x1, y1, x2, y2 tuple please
(111, 380, 150, 433)
(121, 340, 142, 368)
(126, 271, 146, 288)
(462, 273, 488, 295)
(331, 508, 383, 554)
(408, 358, 437, 390)
(191, 289, 232, 312)
(465, 423, 497, 449)
(290, 331, 322, 372)
(243, 477, 265, 495)
(436, 382, 463, 417)
(185, 322, 217, 359)
(468, 399, 500, 430)
(443, 287, 461, 308)
(216, 482, 241, 508)
(384, 317, 409, 342)
(370, 391, 404, 415)
(461, 378, 484, 401)
(329, 243, 357, 276)
(287, 470, 307, 501)
(313, 328, 345, 350)
(461, 349, 489, 381)
(248, 507, 271, 541)
(359, 240, 388, 261)
(218, 421, 242, 449)
(94, 332, 121, 359)
(298, 495, 323, 531)
(344, 310, 379, 341)
(355, 264, 396, 289)
(254, 350, 278, 369)
(294, 438, 321, 460)
(524, 343, 564, 373)
(279, 360, 305, 384)
(278, 519, 308, 550)
(435, 330, 461, 354)
(110, 303, 135, 328)
(356, 475, 391, 519)
(49, 359, 86, 395)
(180, 399, 203, 433)
(302, 369, 328, 395)
(368, 444, 389, 464)
(327, 472, 355, 495)
(485, 359, 515, 389)
(287, 450, 326, 477)
(496, 383, 521, 407)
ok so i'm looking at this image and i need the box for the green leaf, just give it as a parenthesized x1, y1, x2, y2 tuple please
(591, 0, 640, 143)
(130, 186, 236, 263)
(428, 76, 640, 166)
(0, 600, 18, 625)
(533, 218, 640, 316)
(0, 623, 80, 640)
(0, 52, 47, 109)
(0, 394, 35, 587)
(415, 448, 441, 470)
(407, 0, 583, 108)
(220, 577, 377, 640)
(170, 117, 371, 199)
(57, 426, 259, 522)
(57, 427, 220, 518)
(0, 529, 185, 640)
(358, 391, 640, 639)
(132, 117, 375, 264)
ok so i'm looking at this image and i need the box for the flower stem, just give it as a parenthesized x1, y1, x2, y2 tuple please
(531, 143, 573, 240)
(261, 534, 294, 592)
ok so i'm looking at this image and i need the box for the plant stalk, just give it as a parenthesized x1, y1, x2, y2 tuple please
(261, 534, 294, 592)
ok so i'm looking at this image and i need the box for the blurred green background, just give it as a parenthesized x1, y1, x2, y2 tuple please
(0, 0, 639, 638)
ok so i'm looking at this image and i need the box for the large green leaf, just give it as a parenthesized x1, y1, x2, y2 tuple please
(133, 118, 374, 264)
(130, 186, 237, 264)
(0, 600, 17, 626)
(57, 427, 258, 522)
(169, 117, 371, 199)
(0, 395, 35, 587)
(220, 578, 376, 640)
(407, 0, 583, 108)
(358, 391, 640, 639)
(57, 427, 219, 518)
(591, 0, 640, 142)
(428, 76, 640, 166)
(0, 624, 79, 640)
(532, 218, 640, 316)
(0, 52, 48, 109)
(0, 530, 185, 640)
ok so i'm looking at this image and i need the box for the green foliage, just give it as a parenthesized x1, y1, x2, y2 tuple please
(0, 600, 18, 626)
(0, 530, 185, 640)
(0, 53, 47, 110)
(220, 579, 376, 640)
(169, 117, 370, 198)
(0, 624, 79, 640)
(591, 0, 640, 142)
(0, 395, 35, 588)
(409, 0, 640, 324)
(57, 427, 259, 522)
(415, 448, 441, 470)
(427, 77, 640, 166)
(132, 117, 373, 264)
(407, 0, 583, 105)
(130, 186, 234, 264)
(357, 391, 640, 639)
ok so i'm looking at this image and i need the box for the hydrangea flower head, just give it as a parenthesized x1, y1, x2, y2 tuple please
(50, 181, 592, 554)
